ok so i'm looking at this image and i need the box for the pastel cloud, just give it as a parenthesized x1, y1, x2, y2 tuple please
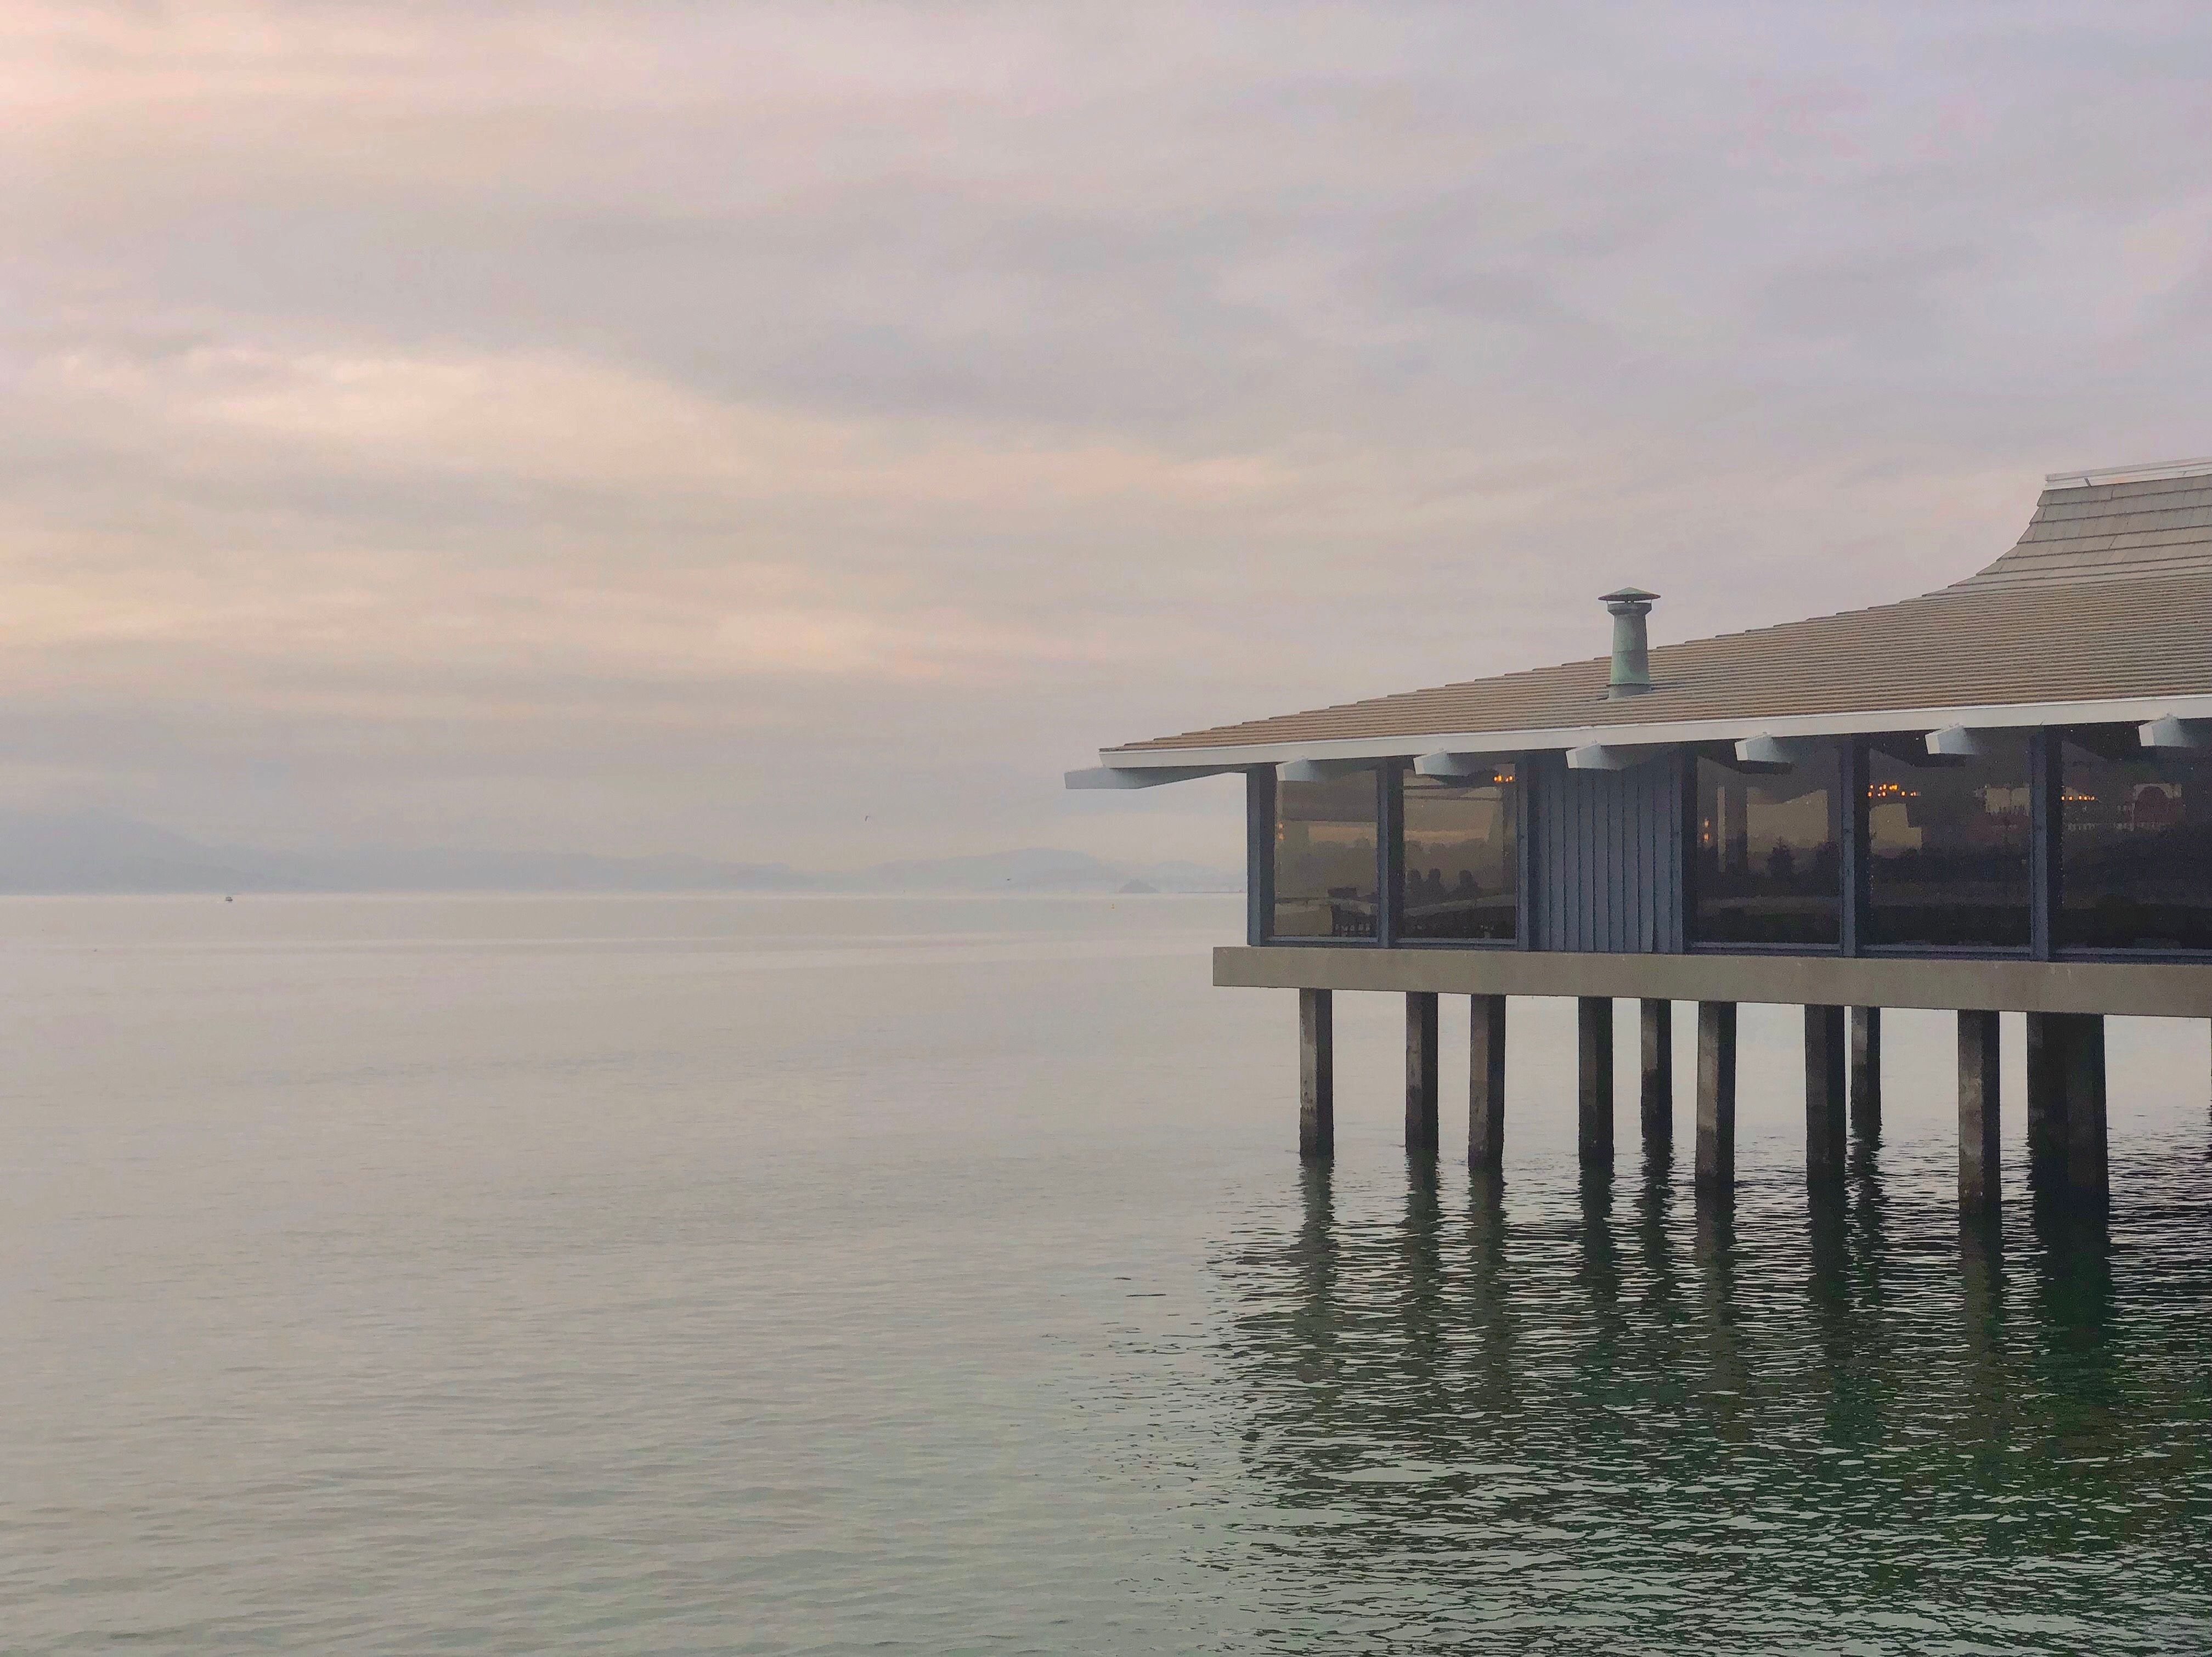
(3, 0, 2210, 863)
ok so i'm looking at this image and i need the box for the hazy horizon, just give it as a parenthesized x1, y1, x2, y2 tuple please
(0, 804, 1243, 893)
(11, 2, 2212, 870)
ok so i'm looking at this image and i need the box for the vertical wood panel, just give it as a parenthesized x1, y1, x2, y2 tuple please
(1534, 755, 1690, 954)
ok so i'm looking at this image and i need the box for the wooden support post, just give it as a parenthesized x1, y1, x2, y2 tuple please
(2063, 1013, 2108, 1207)
(1805, 1004, 1846, 1186)
(1299, 988, 1334, 1161)
(1469, 994, 1506, 1173)
(2025, 1012, 2068, 1185)
(1696, 1002, 1736, 1192)
(1577, 997, 1614, 1166)
(1957, 1009, 2001, 1214)
(1404, 992, 1439, 1157)
(1850, 1006, 1882, 1138)
(1639, 999, 1672, 1147)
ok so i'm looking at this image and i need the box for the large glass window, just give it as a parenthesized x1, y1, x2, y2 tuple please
(2059, 734, 2212, 951)
(1400, 765, 1517, 941)
(1692, 748, 1840, 945)
(1866, 736, 2030, 948)
(1272, 771, 1379, 940)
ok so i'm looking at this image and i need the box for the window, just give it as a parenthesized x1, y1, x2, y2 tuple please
(1272, 771, 1379, 940)
(1865, 736, 2030, 948)
(1401, 766, 1517, 941)
(2059, 733, 2212, 951)
(1693, 748, 1841, 945)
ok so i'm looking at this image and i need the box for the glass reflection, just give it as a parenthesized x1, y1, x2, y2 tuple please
(1272, 771, 1379, 939)
(1399, 766, 1517, 942)
(1693, 748, 1841, 945)
(2059, 734, 2212, 951)
(1866, 736, 2031, 947)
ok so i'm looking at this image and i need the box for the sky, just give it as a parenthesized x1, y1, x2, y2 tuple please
(8, 1, 2212, 869)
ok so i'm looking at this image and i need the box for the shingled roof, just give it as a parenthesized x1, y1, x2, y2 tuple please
(1101, 461, 2212, 767)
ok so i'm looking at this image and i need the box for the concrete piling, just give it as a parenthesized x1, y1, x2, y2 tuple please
(1469, 994, 1506, 1173)
(1805, 1004, 1846, 1186)
(1695, 1001, 1737, 1193)
(2062, 1014, 2108, 1207)
(1299, 987, 1334, 1161)
(1640, 999, 1672, 1148)
(1577, 997, 1614, 1166)
(1404, 992, 1439, 1157)
(1850, 1006, 1882, 1138)
(1957, 1009, 2001, 1214)
(2026, 1012, 2069, 1185)
(1280, 982, 2114, 1215)
(2027, 1011, 2110, 1205)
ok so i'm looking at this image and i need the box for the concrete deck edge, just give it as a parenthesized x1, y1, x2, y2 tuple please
(1214, 946, 2212, 1019)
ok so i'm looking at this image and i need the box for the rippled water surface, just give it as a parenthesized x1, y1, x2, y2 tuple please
(4, 894, 2210, 1653)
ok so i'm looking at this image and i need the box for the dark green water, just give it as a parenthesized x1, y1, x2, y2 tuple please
(2, 895, 2208, 1652)
(1215, 1158, 2212, 1652)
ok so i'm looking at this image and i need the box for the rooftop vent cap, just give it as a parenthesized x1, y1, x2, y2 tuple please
(1600, 587, 1659, 698)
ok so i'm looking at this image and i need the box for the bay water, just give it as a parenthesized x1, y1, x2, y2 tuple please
(3, 894, 2209, 1653)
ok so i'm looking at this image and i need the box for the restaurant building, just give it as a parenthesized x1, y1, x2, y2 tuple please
(1070, 458, 2212, 1212)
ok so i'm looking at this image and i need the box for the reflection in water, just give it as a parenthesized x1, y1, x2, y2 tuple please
(1216, 1139, 2212, 1653)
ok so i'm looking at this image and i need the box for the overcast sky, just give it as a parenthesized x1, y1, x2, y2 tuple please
(8, 2, 2211, 868)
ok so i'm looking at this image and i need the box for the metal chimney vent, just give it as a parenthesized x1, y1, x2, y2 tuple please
(1600, 587, 1658, 697)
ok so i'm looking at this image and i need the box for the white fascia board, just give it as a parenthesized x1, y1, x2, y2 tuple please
(1064, 764, 1242, 790)
(1096, 693, 2212, 773)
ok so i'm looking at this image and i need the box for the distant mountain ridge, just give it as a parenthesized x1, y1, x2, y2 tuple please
(0, 811, 1240, 896)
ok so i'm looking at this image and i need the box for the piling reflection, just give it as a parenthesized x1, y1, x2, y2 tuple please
(1215, 1143, 2212, 1652)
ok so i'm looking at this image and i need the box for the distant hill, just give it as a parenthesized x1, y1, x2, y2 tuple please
(0, 811, 1240, 896)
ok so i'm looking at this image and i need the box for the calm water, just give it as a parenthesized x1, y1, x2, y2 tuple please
(4, 894, 2210, 1654)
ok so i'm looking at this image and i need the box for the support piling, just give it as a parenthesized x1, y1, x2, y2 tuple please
(1404, 992, 1439, 1157)
(1695, 1001, 1736, 1193)
(1805, 1004, 1846, 1186)
(1957, 1009, 2001, 1214)
(1850, 1006, 1882, 1138)
(1299, 987, 1334, 1161)
(2026, 1012, 2069, 1186)
(2062, 1014, 2108, 1208)
(1639, 999, 1672, 1148)
(1577, 997, 1614, 1166)
(1469, 994, 1506, 1173)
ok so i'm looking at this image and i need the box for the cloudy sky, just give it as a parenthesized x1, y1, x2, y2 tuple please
(8, 2, 2212, 868)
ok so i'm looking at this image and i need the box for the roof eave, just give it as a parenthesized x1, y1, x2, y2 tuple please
(1091, 691, 2212, 775)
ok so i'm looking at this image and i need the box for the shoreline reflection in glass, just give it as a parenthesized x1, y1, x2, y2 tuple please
(1866, 736, 2031, 948)
(1693, 747, 1841, 945)
(2058, 731, 2212, 951)
(1400, 766, 1517, 942)
(1272, 770, 1379, 940)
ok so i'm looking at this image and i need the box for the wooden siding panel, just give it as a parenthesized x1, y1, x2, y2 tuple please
(1533, 755, 1684, 954)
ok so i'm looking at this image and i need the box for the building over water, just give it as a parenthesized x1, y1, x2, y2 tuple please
(1070, 457, 2212, 1213)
